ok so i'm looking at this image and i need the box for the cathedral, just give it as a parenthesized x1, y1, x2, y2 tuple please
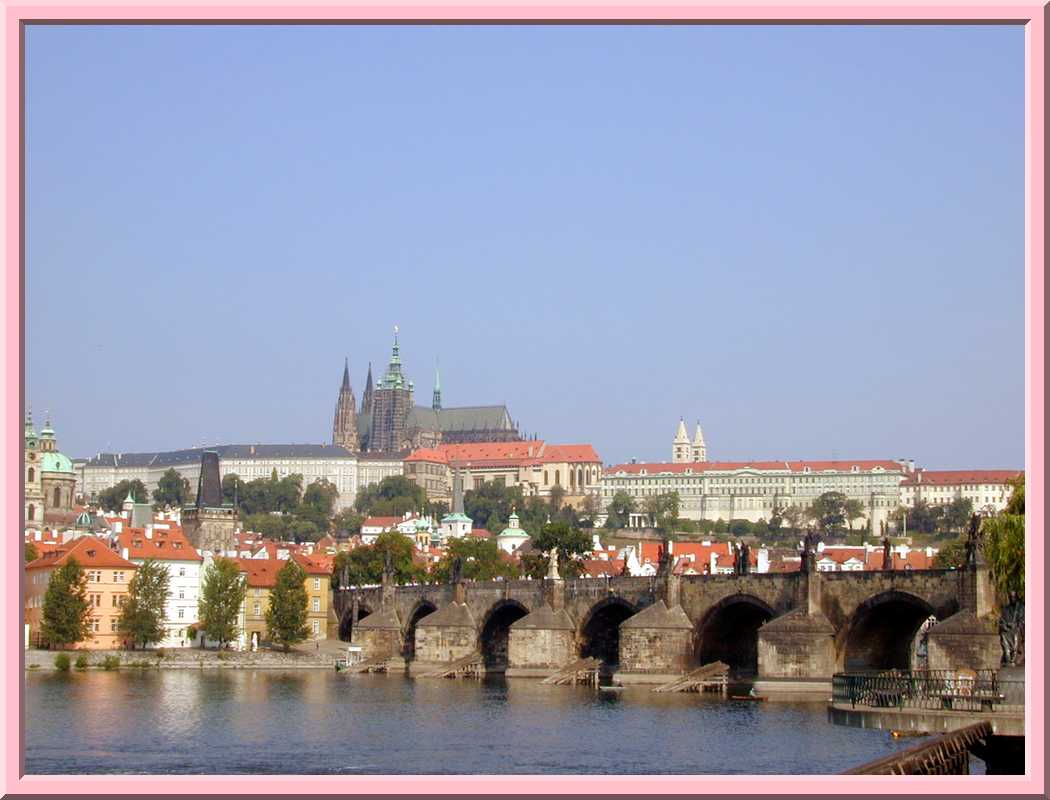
(332, 327, 522, 455)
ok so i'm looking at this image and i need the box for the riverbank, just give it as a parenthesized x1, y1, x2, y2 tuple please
(24, 645, 338, 671)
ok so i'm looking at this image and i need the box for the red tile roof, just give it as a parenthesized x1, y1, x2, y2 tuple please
(237, 558, 279, 588)
(901, 469, 1022, 487)
(362, 516, 410, 529)
(26, 536, 138, 571)
(467, 528, 493, 539)
(405, 441, 602, 467)
(118, 526, 202, 562)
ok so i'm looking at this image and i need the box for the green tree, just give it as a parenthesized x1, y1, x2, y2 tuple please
(221, 473, 244, 506)
(97, 479, 150, 512)
(332, 509, 365, 538)
(25, 540, 38, 563)
(843, 499, 866, 532)
(354, 475, 427, 517)
(463, 481, 524, 531)
(933, 539, 967, 569)
(810, 492, 847, 533)
(907, 501, 943, 535)
(432, 537, 518, 583)
(266, 559, 309, 652)
(198, 557, 246, 649)
(331, 532, 421, 589)
(982, 482, 1025, 604)
(118, 559, 171, 649)
(152, 468, 191, 510)
(780, 505, 806, 535)
(604, 491, 635, 529)
(526, 522, 592, 579)
(942, 498, 974, 535)
(302, 479, 339, 518)
(40, 557, 92, 649)
(643, 492, 681, 533)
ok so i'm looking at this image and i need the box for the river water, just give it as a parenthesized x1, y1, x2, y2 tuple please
(25, 670, 959, 774)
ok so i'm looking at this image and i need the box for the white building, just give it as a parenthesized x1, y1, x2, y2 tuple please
(117, 524, 203, 649)
(601, 458, 904, 532)
(77, 444, 405, 512)
(899, 469, 1021, 515)
(495, 512, 530, 554)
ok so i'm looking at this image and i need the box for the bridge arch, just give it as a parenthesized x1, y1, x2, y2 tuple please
(339, 603, 373, 642)
(403, 600, 438, 661)
(578, 596, 638, 667)
(478, 599, 530, 669)
(838, 590, 952, 671)
(695, 593, 775, 677)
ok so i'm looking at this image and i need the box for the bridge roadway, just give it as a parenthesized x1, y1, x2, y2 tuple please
(334, 563, 1001, 686)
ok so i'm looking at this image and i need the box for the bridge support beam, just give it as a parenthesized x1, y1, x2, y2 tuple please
(617, 600, 694, 680)
(413, 602, 478, 673)
(755, 608, 836, 694)
(352, 607, 404, 663)
(506, 603, 576, 677)
(925, 610, 1000, 672)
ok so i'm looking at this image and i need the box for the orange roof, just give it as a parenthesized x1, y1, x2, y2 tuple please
(236, 558, 280, 588)
(362, 516, 409, 529)
(638, 540, 731, 565)
(26, 536, 137, 571)
(405, 441, 602, 467)
(606, 459, 903, 475)
(816, 547, 868, 565)
(467, 528, 493, 539)
(118, 527, 202, 562)
(902, 469, 1022, 487)
(292, 552, 332, 576)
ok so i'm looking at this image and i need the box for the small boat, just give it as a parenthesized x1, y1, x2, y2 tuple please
(890, 730, 926, 739)
(730, 694, 767, 701)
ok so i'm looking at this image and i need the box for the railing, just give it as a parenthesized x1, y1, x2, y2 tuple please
(832, 670, 1024, 713)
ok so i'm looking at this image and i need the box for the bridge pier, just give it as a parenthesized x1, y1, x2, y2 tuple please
(352, 606, 404, 664)
(412, 600, 478, 674)
(506, 603, 577, 677)
(755, 566, 835, 695)
(617, 600, 694, 682)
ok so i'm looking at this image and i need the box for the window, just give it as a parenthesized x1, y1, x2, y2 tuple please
(89, 594, 102, 608)
(88, 571, 101, 583)
(27, 467, 34, 483)
(312, 620, 320, 635)
(313, 578, 320, 591)
(178, 590, 185, 600)
(113, 571, 125, 583)
(253, 602, 261, 616)
(312, 598, 320, 612)
(111, 618, 119, 632)
(177, 608, 184, 619)
(91, 619, 100, 633)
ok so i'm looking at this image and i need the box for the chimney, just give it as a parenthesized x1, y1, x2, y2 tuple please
(145, 526, 153, 539)
(122, 547, 129, 560)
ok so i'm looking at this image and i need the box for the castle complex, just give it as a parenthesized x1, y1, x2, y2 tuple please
(334, 327, 522, 455)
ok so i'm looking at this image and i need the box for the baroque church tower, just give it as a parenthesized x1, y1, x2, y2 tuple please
(332, 358, 360, 451)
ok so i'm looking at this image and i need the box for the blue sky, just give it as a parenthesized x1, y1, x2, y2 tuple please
(25, 24, 1024, 468)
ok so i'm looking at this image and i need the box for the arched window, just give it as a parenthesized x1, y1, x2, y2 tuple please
(54, 487, 61, 507)
(555, 470, 561, 485)
(27, 504, 34, 521)
(27, 467, 34, 483)
(570, 470, 575, 488)
(578, 468, 583, 487)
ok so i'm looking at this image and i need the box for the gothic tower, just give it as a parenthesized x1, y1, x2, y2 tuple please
(332, 358, 360, 451)
(432, 363, 442, 411)
(672, 418, 691, 463)
(692, 421, 707, 463)
(360, 362, 374, 417)
(369, 326, 415, 453)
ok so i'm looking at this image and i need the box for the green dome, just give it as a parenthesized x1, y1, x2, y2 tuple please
(499, 527, 529, 539)
(40, 451, 74, 474)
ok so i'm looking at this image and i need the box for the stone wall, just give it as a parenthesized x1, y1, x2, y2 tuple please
(926, 611, 1001, 672)
(508, 628, 576, 670)
(757, 610, 836, 679)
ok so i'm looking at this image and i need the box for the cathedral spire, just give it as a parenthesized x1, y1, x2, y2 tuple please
(332, 357, 359, 451)
(341, 357, 350, 391)
(432, 361, 442, 410)
(361, 361, 374, 415)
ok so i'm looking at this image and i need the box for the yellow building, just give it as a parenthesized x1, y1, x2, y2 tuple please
(25, 536, 137, 649)
(237, 554, 332, 647)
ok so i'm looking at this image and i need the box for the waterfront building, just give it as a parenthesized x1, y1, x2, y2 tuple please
(292, 553, 332, 641)
(238, 558, 277, 649)
(496, 512, 530, 555)
(899, 469, 1022, 515)
(24, 411, 77, 530)
(116, 524, 203, 648)
(404, 441, 602, 503)
(25, 535, 137, 649)
(600, 458, 904, 531)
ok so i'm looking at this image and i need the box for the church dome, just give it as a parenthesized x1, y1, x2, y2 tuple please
(40, 451, 74, 474)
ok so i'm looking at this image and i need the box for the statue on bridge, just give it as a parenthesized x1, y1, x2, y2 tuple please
(546, 547, 561, 580)
(881, 537, 892, 571)
(734, 541, 751, 575)
(449, 555, 464, 585)
(800, 530, 818, 572)
(964, 513, 982, 567)
(656, 542, 672, 577)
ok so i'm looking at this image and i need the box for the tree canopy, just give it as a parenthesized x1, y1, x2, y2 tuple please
(354, 475, 427, 517)
(41, 556, 92, 649)
(809, 492, 847, 532)
(152, 468, 192, 510)
(118, 558, 171, 649)
(603, 491, 635, 529)
(197, 557, 246, 648)
(331, 532, 422, 589)
(266, 559, 310, 652)
(522, 522, 592, 579)
(431, 537, 518, 583)
(97, 479, 149, 512)
(983, 475, 1025, 604)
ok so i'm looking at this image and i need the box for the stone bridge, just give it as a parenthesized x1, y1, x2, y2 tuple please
(333, 563, 1000, 686)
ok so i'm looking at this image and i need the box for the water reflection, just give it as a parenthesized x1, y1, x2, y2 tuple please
(27, 671, 936, 775)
